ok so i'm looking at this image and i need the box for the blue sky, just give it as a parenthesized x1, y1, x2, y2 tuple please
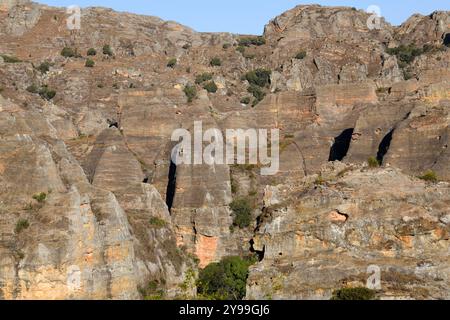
(38, 0, 450, 34)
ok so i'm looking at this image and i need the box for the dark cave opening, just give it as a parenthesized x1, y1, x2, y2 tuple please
(249, 239, 265, 262)
(328, 128, 354, 162)
(444, 33, 450, 47)
(376, 129, 394, 165)
(165, 160, 177, 213)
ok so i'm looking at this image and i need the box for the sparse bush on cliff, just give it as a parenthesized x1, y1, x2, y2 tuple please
(244, 68, 271, 88)
(419, 170, 438, 183)
(61, 47, 76, 58)
(15, 219, 30, 234)
(32, 192, 47, 203)
(240, 97, 251, 105)
(37, 61, 51, 74)
(197, 256, 253, 300)
(203, 81, 218, 93)
(87, 48, 97, 56)
(167, 57, 177, 68)
(295, 51, 307, 60)
(102, 44, 113, 56)
(1, 54, 22, 63)
(247, 84, 266, 106)
(183, 84, 197, 103)
(368, 156, 380, 168)
(331, 287, 376, 300)
(230, 198, 252, 228)
(149, 217, 167, 228)
(26, 84, 39, 94)
(195, 73, 213, 84)
(38, 86, 56, 101)
(238, 36, 266, 47)
(210, 57, 222, 67)
(85, 59, 95, 68)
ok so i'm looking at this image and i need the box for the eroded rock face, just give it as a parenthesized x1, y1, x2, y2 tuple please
(247, 164, 450, 300)
(0, 3, 449, 299)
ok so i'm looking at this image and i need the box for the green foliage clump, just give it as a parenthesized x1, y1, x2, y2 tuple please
(368, 156, 380, 168)
(331, 287, 376, 300)
(244, 68, 272, 88)
(197, 256, 254, 300)
(210, 57, 222, 67)
(230, 198, 252, 229)
(37, 61, 52, 74)
(149, 217, 167, 228)
(203, 81, 218, 93)
(38, 86, 56, 101)
(15, 219, 30, 234)
(102, 44, 113, 56)
(1, 54, 22, 63)
(295, 51, 307, 60)
(85, 59, 95, 68)
(240, 97, 251, 105)
(183, 84, 197, 103)
(195, 73, 213, 84)
(167, 58, 177, 68)
(418, 170, 438, 183)
(61, 47, 76, 58)
(139, 280, 166, 300)
(385, 44, 442, 68)
(222, 43, 231, 50)
(238, 36, 266, 47)
(87, 48, 97, 56)
(247, 84, 266, 106)
(32, 192, 47, 203)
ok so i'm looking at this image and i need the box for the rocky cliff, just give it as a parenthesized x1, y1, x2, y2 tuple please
(0, 2, 449, 299)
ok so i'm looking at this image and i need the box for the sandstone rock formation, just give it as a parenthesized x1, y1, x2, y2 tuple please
(0, 2, 449, 299)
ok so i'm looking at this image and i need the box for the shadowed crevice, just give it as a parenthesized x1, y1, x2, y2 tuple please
(377, 129, 394, 165)
(165, 160, 177, 213)
(329, 128, 354, 162)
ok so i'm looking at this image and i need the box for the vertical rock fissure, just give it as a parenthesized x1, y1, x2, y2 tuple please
(328, 128, 354, 161)
(165, 160, 177, 213)
(377, 129, 394, 165)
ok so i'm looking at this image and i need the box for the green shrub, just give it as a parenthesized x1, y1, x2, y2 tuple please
(37, 61, 51, 74)
(386, 44, 430, 69)
(197, 256, 253, 300)
(85, 59, 95, 68)
(240, 97, 251, 105)
(230, 198, 252, 228)
(167, 58, 177, 68)
(15, 219, 30, 234)
(184, 84, 197, 103)
(222, 43, 231, 50)
(195, 73, 213, 84)
(418, 170, 438, 183)
(244, 68, 271, 87)
(238, 36, 266, 47)
(102, 44, 113, 56)
(210, 57, 222, 67)
(87, 48, 97, 56)
(203, 81, 218, 93)
(247, 84, 266, 106)
(368, 156, 380, 168)
(295, 51, 307, 60)
(149, 217, 167, 228)
(38, 86, 56, 101)
(331, 287, 376, 300)
(1, 54, 22, 63)
(61, 47, 76, 58)
(32, 192, 47, 203)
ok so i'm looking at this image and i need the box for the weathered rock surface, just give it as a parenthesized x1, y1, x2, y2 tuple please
(0, 2, 449, 299)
